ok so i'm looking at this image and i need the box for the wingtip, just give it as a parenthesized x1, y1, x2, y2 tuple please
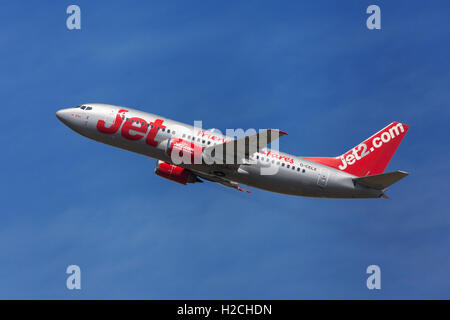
(268, 128, 288, 136)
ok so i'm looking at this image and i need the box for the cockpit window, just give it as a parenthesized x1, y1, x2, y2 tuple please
(80, 106, 86, 110)
(86, 107, 92, 110)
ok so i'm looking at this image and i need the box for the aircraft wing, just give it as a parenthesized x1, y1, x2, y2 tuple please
(175, 128, 288, 193)
(202, 128, 288, 165)
(192, 170, 252, 193)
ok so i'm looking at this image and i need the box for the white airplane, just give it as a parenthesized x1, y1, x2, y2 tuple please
(56, 103, 409, 199)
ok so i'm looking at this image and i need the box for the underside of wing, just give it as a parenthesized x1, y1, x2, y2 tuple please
(192, 170, 252, 193)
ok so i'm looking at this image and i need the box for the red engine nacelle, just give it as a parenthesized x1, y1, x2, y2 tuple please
(166, 138, 203, 164)
(154, 160, 199, 185)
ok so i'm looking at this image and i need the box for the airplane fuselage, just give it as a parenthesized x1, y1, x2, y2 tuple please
(56, 103, 387, 199)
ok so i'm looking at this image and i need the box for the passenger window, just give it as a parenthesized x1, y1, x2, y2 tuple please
(287, 165, 290, 168)
(172, 131, 175, 135)
(302, 169, 306, 173)
(202, 140, 205, 144)
(282, 163, 285, 167)
(276, 161, 280, 165)
(256, 155, 259, 159)
(297, 168, 300, 172)
(162, 128, 165, 132)
(182, 134, 186, 138)
(167, 129, 170, 133)
(207, 141, 211, 145)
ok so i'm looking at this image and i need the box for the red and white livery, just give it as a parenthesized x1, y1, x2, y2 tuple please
(56, 104, 410, 199)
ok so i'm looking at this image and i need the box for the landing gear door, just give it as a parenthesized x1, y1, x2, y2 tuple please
(317, 168, 329, 188)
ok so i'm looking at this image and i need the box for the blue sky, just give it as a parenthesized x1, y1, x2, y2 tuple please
(0, 0, 449, 299)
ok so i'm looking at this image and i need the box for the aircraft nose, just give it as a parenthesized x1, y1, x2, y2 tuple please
(56, 108, 70, 123)
(56, 109, 63, 120)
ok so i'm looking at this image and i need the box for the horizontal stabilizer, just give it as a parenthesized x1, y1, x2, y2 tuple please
(353, 170, 409, 190)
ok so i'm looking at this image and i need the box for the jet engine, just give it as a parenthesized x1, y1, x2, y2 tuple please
(154, 160, 201, 184)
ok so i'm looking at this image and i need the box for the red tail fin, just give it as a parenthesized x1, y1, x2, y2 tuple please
(303, 122, 409, 177)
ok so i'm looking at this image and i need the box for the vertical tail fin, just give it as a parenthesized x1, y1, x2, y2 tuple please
(303, 122, 409, 177)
